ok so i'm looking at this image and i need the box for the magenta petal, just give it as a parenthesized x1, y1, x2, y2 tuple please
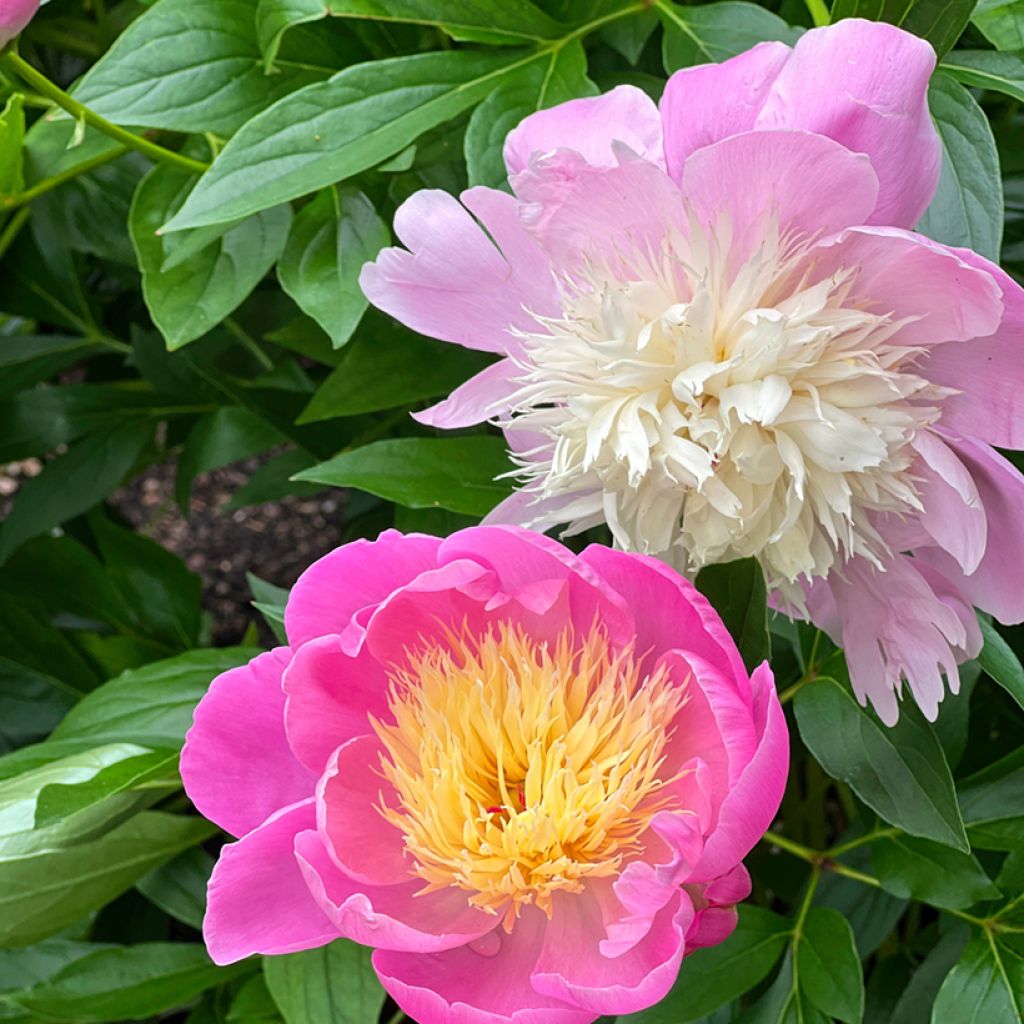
(181, 648, 315, 838)
(318, 736, 411, 887)
(412, 358, 520, 429)
(295, 830, 496, 953)
(531, 890, 693, 1015)
(661, 41, 790, 182)
(374, 909, 591, 1024)
(285, 530, 440, 650)
(925, 250, 1024, 448)
(283, 635, 391, 774)
(203, 800, 339, 964)
(755, 19, 940, 227)
(689, 663, 787, 882)
(505, 85, 664, 177)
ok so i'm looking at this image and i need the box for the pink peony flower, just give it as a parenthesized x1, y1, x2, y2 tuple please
(0, 0, 39, 47)
(360, 19, 1024, 725)
(181, 526, 787, 1024)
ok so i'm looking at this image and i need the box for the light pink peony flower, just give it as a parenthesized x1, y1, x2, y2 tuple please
(181, 526, 787, 1024)
(360, 19, 1024, 725)
(0, 0, 39, 47)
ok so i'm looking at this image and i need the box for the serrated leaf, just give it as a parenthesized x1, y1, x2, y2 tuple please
(695, 558, 770, 674)
(830, 0, 974, 57)
(797, 907, 864, 1024)
(130, 165, 291, 350)
(294, 436, 513, 515)
(278, 188, 388, 349)
(976, 617, 1024, 712)
(794, 677, 968, 851)
(918, 73, 1003, 263)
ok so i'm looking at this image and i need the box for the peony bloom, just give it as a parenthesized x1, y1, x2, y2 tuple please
(361, 19, 1024, 725)
(181, 526, 787, 1024)
(0, 0, 38, 47)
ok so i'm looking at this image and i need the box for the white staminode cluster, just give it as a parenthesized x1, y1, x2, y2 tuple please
(503, 215, 948, 595)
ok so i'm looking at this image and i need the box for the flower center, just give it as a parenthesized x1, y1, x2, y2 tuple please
(504, 217, 947, 593)
(373, 623, 686, 927)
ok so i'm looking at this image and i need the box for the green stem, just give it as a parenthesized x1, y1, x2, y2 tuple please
(225, 317, 274, 371)
(825, 827, 899, 859)
(764, 830, 884, 888)
(763, 830, 819, 864)
(383, 1009, 407, 1024)
(803, 0, 831, 27)
(0, 52, 208, 175)
(2, 145, 128, 209)
(0, 206, 30, 259)
(778, 678, 809, 705)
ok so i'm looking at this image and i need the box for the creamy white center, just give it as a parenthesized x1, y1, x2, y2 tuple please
(504, 217, 948, 593)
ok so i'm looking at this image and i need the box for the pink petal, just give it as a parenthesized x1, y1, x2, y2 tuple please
(181, 648, 315, 838)
(373, 908, 591, 1024)
(681, 129, 879, 249)
(688, 663, 788, 882)
(359, 187, 555, 357)
(685, 906, 738, 951)
(661, 42, 791, 182)
(912, 431, 986, 575)
(283, 635, 391, 774)
(318, 736, 411, 887)
(0, 0, 37, 45)
(204, 800, 339, 964)
(925, 249, 1024, 448)
(810, 226, 1003, 348)
(531, 890, 693, 1015)
(505, 85, 665, 177)
(412, 358, 520, 429)
(285, 530, 440, 650)
(294, 829, 497, 953)
(579, 544, 749, 687)
(916, 435, 1024, 625)
(754, 20, 940, 227)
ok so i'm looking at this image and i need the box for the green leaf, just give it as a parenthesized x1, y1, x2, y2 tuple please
(829, 0, 974, 57)
(794, 677, 969, 851)
(890, 926, 969, 1024)
(621, 906, 789, 1024)
(162, 49, 554, 232)
(742, 952, 830, 1024)
(130, 165, 291, 350)
(136, 847, 213, 930)
(8, 943, 248, 1022)
(0, 940, 116, 992)
(464, 41, 595, 188)
(0, 335, 98, 399)
(797, 907, 864, 1024)
(298, 319, 491, 422)
(871, 834, 1000, 911)
(972, 0, 1024, 50)
(223, 448, 320, 510)
(918, 73, 1003, 264)
(658, 1, 797, 72)
(248, 573, 290, 646)
(73, 0, 331, 134)
(976, 617, 1024, 712)
(816, 861, 908, 958)
(958, 747, 1024, 850)
(694, 558, 770, 674)
(0, 94, 25, 196)
(294, 436, 513, 516)
(228, 975, 284, 1024)
(0, 812, 215, 947)
(263, 939, 385, 1024)
(942, 50, 1024, 104)
(931, 934, 1024, 1023)
(278, 188, 389, 349)
(0, 421, 151, 566)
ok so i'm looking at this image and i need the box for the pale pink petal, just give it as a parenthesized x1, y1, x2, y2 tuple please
(681, 130, 878, 248)
(531, 890, 693, 1015)
(294, 829, 497, 953)
(181, 649, 315, 838)
(204, 800, 339, 964)
(373, 908, 591, 1024)
(689, 663, 787, 882)
(317, 736, 411, 887)
(412, 358, 520, 428)
(505, 85, 664, 177)
(283, 636, 391, 774)
(755, 19, 940, 227)
(810, 226, 1003, 348)
(916, 435, 1024, 624)
(359, 188, 555, 356)
(660, 42, 791, 181)
(285, 530, 440, 650)
(0, 0, 38, 45)
(925, 250, 1024, 448)
(912, 431, 987, 575)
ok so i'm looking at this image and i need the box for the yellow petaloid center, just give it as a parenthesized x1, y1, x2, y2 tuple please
(373, 623, 687, 927)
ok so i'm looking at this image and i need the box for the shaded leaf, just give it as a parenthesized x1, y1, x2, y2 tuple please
(695, 558, 770, 674)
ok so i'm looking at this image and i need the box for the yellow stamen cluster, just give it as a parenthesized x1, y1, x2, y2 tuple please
(373, 623, 687, 927)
